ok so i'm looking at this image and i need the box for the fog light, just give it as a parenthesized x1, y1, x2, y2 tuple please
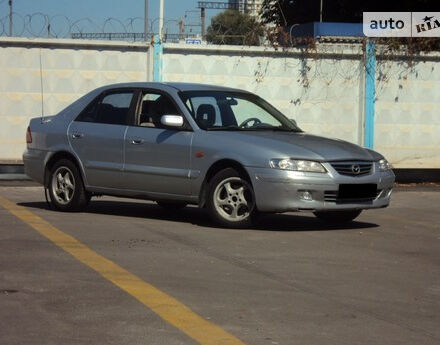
(298, 190, 313, 201)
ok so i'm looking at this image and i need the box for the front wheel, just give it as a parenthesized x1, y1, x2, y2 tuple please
(48, 159, 90, 212)
(313, 210, 362, 223)
(207, 168, 257, 228)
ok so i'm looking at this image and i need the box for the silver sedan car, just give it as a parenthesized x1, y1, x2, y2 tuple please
(23, 82, 395, 228)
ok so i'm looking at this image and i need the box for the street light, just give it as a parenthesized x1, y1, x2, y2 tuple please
(159, 0, 164, 40)
(320, 0, 323, 22)
(144, 0, 148, 39)
(9, 0, 13, 36)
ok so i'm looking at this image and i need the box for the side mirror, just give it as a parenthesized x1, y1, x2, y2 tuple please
(289, 118, 298, 127)
(161, 115, 184, 127)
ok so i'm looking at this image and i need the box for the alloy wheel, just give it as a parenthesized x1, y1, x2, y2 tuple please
(213, 177, 255, 222)
(51, 166, 76, 205)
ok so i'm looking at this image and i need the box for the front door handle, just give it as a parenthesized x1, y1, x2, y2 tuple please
(72, 133, 84, 139)
(131, 138, 144, 145)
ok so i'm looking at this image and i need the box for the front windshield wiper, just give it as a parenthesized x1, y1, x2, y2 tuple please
(206, 125, 242, 131)
(270, 127, 302, 132)
(240, 126, 301, 132)
(205, 125, 302, 132)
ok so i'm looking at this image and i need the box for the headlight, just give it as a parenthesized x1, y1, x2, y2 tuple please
(378, 158, 392, 171)
(270, 159, 326, 173)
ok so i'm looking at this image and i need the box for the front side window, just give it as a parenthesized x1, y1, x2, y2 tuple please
(76, 91, 134, 125)
(179, 91, 301, 132)
(137, 92, 180, 128)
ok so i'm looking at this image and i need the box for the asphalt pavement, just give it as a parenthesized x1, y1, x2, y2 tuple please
(0, 185, 439, 345)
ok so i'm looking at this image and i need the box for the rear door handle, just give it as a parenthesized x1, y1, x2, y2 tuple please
(72, 133, 84, 139)
(131, 138, 144, 145)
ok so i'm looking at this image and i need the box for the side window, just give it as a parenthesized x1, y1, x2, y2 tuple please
(76, 91, 134, 125)
(97, 92, 133, 125)
(190, 96, 221, 128)
(76, 97, 99, 123)
(138, 92, 179, 128)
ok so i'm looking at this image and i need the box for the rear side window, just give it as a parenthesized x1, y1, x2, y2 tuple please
(76, 91, 134, 125)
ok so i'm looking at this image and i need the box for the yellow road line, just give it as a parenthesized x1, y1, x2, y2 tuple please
(0, 195, 246, 345)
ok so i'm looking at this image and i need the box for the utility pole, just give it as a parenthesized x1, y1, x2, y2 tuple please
(320, 0, 323, 22)
(144, 0, 149, 40)
(9, 0, 13, 36)
(159, 0, 164, 40)
(201, 6, 206, 40)
(178, 18, 185, 40)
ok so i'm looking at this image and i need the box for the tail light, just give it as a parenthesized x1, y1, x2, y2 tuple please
(26, 126, 32, 144)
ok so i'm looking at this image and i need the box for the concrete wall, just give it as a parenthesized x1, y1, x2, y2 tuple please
(163, 43, 365, 146)
(0, 37, 439, 168)
(374, 55, 440, 168)
(0, 37, 151, 162)
(162, 43, 440, 168)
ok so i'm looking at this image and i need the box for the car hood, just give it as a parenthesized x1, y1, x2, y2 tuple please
(222, 131, 382, 162)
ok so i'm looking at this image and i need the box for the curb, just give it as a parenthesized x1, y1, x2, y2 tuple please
(0, 174, 31, 181)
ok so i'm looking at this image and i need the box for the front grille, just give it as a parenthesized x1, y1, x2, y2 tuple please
(324, 184, 380, 203)
(330, 161, 373, 176)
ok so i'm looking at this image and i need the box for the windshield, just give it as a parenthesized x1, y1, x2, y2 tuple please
(179, 91, 302, 132)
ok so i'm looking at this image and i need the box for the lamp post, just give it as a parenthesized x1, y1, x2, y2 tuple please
(9, 0, 13, 36)
(201, 6, 205, 40)
(144, 0, 148, 39)
(159, 0, 164, 40)
(320, 0, 323, 22)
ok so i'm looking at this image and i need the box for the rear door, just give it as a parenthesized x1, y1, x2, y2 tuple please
(123, 90, 193, 196)
(68, 89, 136, 190)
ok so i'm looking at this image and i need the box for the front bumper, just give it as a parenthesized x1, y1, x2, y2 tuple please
(247, 162, 395, 213)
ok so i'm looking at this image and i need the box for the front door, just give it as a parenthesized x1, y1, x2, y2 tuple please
(123, 91, 192, 196)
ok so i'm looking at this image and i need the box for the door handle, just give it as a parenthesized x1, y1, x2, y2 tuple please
(131, 138, 144, 145)
(72, 133, 84, 139)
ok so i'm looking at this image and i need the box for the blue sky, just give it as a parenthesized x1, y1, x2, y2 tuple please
(0, 0, 216, 35)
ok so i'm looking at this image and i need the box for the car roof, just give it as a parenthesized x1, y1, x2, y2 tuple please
(96, 82, 250, 94)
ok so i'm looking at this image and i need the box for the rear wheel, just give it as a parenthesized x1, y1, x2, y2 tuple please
(313, 210, 362, 223)
(156, 201, 187, 211)
(207, 168, 256, 228)
(48, 159, 89, 212)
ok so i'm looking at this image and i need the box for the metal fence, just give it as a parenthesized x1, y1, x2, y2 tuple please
(0, 12, 183, 40)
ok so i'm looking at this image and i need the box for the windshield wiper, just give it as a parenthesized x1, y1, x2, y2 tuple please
(206, 125, 242, 131)
(270, 127, 301, 132)
(240, 126, 299, 132)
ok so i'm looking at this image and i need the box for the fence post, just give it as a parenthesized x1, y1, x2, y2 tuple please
(364, 39, 376, 149)
(153, 35, 163, 82)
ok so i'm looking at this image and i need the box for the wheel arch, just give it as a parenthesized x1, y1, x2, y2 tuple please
(44, 151, 86, 188)
(198, 159, 252, 208)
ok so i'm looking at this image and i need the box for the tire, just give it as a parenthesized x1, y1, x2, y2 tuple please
(48, 159, 90, 212)
(313, 210, 362, 223)
(206, 168, 257, 228)
(156, 201, 187, 210)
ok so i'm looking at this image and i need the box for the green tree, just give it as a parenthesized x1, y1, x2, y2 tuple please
(206, 10, 263, 46)
(260, 0, 440, 51)
(260, 0, 440, 26)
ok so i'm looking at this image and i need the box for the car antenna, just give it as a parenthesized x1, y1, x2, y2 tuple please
(39, 48, 44, 124)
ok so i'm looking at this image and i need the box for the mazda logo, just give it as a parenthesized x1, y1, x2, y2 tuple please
(351, 164, 361, 174)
